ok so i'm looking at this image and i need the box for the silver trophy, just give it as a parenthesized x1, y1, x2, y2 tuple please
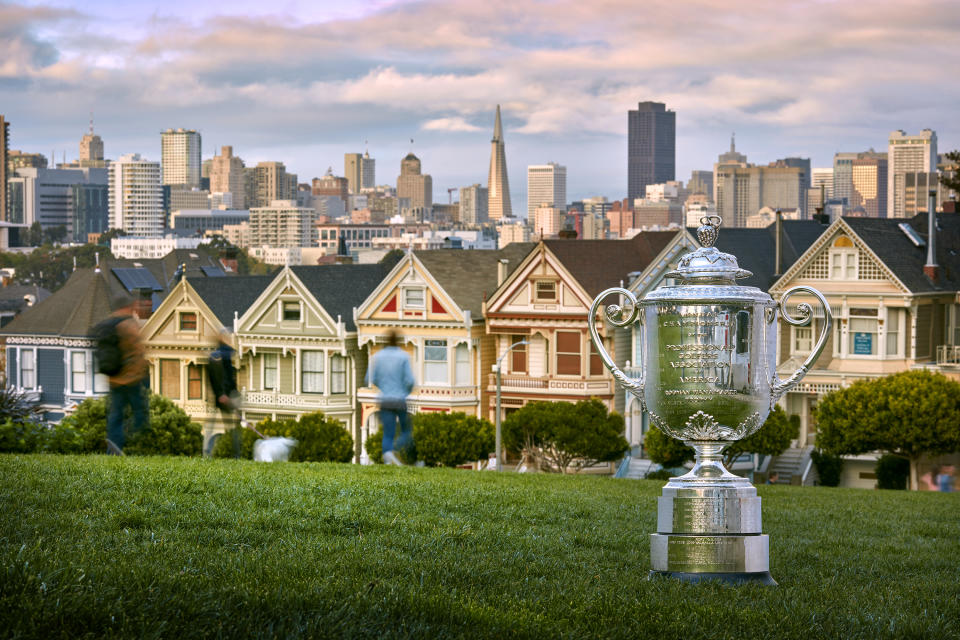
(588, 215, 831, 585)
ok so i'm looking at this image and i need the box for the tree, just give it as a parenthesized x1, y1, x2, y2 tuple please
(940, 150, 960, 192)
(503, 399, 628, 474)
(43, 225, 67, 245)
(644, 405, 800, 470)
(27, 222, 42, 247)
(413, 412, 494, 467)
(816, 370, 960, 490)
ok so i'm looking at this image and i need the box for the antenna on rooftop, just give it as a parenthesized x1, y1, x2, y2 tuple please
(89, 111, 94, 135)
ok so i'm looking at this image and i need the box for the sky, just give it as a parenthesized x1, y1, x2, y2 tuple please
(2, 0, 958, 208)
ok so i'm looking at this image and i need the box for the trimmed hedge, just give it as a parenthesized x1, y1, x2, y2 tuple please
(364, 411, 495, 467)
(211, 412, 353, 462)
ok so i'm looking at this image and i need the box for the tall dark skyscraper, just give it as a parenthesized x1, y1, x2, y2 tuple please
(0, 115, 9, 223)
(627, 101, 675, 201)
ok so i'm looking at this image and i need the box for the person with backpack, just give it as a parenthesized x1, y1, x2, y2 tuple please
(102, 293, 149, 455)
(207, 329, 241, 458)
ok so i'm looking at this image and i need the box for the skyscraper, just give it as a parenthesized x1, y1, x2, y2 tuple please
(713, 135, 748, 203)
(832, 152, 858, 205)
(487, 105, 512, 220)
(459, 184, 488, 225)
(109, 154, 163, 236)
(0, 116, 9, 223)
(247, 161, 296, 208)
(527, 162, 567, 218)
(344, 153, 362, 194)
(888, 129, 937, 218)
(627, 101, 675, 201)
(851, 154, 887, 218)
(79, 118, 105, 168)
(161, 128, 202, 188)
(361, 151, 375, 191)
(397, 152, 432, 212)
(715, 165, 806, 228)
(210, 146, 246, 209)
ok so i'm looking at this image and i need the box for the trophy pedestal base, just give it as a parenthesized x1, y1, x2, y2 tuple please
(650, 532, 771, 574)
(648, 570, 777, 586)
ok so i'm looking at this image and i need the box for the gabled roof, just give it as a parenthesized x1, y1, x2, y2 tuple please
(699, 220, 825, 289)
(0, 268, 116, 337)
(542, 232, 680, 297)
(413, 243, 535, 317)
(0, 284, 51, 313)
(843, 213, 960, 293)
(187, 275, 274, 326)
(290, 263, 393, 331)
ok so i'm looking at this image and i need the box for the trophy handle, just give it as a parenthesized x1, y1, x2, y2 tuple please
(772, 286, 832, 402)
(588, 287, 644, 400)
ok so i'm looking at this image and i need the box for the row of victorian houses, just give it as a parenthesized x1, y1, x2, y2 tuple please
(3, 211, 959, 487)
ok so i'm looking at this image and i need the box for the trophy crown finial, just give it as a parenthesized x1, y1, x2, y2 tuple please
(697, 215, 722, 247)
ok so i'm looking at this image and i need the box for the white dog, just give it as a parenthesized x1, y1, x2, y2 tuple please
(253, 437, 297, 462)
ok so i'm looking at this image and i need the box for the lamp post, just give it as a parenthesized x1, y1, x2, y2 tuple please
(494, 339, 528, 472)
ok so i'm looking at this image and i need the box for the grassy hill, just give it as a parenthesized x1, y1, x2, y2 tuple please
(1, 455, 957, 639)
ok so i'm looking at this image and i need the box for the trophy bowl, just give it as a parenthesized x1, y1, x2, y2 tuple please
(588, 216, 832, 584)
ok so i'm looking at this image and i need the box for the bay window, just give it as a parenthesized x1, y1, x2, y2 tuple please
(424, 340, 448, 383)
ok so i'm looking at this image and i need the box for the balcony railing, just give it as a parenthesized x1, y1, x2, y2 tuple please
(488, 373, 613, 395)
(937, 345, 960, 366)
(241, 390, 352, 409)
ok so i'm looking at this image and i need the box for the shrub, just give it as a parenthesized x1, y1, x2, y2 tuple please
(212, 412, 353, 462)
(644, 425, 693, 468)
(0, 386, 42, 426)
(364, 422, 417, 465)
(811, 449, 844, 487)
(876, 454, 910, 490)
(644, 468, 677, 481)
(0, 419, 45, 453)
(413, 412, 494, 467)
(63, 393, 203, 456)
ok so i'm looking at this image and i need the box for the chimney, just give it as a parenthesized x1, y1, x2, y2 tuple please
(774, 208, 784, 278)
(923, 190, 938, 281)
(497, 259, 509, 286)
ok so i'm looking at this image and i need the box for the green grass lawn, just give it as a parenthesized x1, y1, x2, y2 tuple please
(1, 455, 958, 639)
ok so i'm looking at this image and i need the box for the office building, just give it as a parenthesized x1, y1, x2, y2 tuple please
(888, 129, 937, 218)
(169, 186, 211, 212)
(79, 121, 105, 168)
(313, 170, 350, 205)
(8, 167, 109, 241)
(532, 205, 565, 238)
(396, 153, 432, 211)
(688, 170, 713, 199)
(246, 161, 297, 209)
(713, 135, 749, 203)
(715, 164, 806, 228)
(811, 168, 834, 200)
(7, 151, 48, 172)
(249, 200, 316, 248)
(210, 146, 246, 209)
(487, 105, 513, 220)
(628, 101, 675, 201)
(161, 128, 202, 188)
(109, 154, 163, 236)
(345, 152, 375, 194)
(170, 209, 250, 235)
(0, 116, 8, 222)
(459, 184, 488, 225)
(527, 162, 567, 218)
(851, 155, 887, 218)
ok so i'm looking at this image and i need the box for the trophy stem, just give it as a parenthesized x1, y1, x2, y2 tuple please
(668, 441, 751, 487)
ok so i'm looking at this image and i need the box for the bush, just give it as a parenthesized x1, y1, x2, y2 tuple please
(0, 419, 45, 453)
(876, 454, 910, 490)
(644, 468, 677, 481)
(63, 393, 203, 456)
(212, 412, 353, 462)
(644, 425, 693, 468)
(0, 387, 42, 426)
(811, 449, 844, 487)
(413, 412, 494, 467)
(503, 399, 628, 474)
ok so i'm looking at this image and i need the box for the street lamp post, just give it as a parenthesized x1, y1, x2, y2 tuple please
(494, 339, 528, 472)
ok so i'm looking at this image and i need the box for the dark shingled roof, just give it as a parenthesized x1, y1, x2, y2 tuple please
(844, 213, 960, 293)
(291, 263, 394, 331)
(413, 243, 536, 317)
(187, 275, 274, 325)
(699, 220, 826, 289)
(543, 232, 681, 297)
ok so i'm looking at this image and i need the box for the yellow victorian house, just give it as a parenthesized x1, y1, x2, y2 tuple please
(141, 275, 272, 453)
(770, 213, 960, 488)
(355, 245, 534, 462)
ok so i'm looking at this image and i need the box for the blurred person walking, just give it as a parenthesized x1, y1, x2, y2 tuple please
(207, 330, 242, 458)
(367, 330, 415, 466)
(103, 293, 149, 455)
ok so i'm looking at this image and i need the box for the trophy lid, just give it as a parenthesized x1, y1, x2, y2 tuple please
(665, 215, 752, 283)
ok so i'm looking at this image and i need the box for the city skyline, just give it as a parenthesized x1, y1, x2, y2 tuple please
(2, 0, 958, 204)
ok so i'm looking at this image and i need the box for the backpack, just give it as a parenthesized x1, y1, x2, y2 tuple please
(93, 316, 125, 376)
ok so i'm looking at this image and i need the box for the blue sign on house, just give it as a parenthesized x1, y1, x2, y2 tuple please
(853, 332, 873, 355)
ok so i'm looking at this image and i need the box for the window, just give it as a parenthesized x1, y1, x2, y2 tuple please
(829, 237, 857, 280)
(20, 349, 35, 388)
(71, 351, 87, 393)
(161, 359, 180, 399)
(302, 351, 324, 393)
(187, 364, 203, 399)
(511, 336, 527, 373)
(951, 304, 960, 345)
(263, 353, 278, 390)
(330, 355, 346, 394)
(794, 327, 813, 355)
(535, 280, 557, 301)
(424, 339, 448, 383)
(179, 312, 197, 331)
(455, 343, 470, 385)
(282, 301, 301, 322)
(885, 308, 901, 356)
(404, 288, 424, 308)
(848, 308, 878, 356)
(556, 331, 582, 376)
(589, 340, 604, 376)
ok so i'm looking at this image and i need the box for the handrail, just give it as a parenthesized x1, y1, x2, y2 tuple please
(614, 454, 631, 479)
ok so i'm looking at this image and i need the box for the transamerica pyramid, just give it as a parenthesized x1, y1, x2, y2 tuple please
(487, 105, 513, 220)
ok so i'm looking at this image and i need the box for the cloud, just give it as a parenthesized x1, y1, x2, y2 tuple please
(422, 117, 483, 132)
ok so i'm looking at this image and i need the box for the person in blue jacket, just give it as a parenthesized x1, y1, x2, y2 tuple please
(367, 330, 415, 465)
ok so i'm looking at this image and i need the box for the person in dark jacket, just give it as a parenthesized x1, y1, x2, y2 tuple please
(105, 293, 149, 455)
(208, 330, 241, 457)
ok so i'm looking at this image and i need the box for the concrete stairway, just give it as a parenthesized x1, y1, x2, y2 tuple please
(768, 445, 814, 485)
